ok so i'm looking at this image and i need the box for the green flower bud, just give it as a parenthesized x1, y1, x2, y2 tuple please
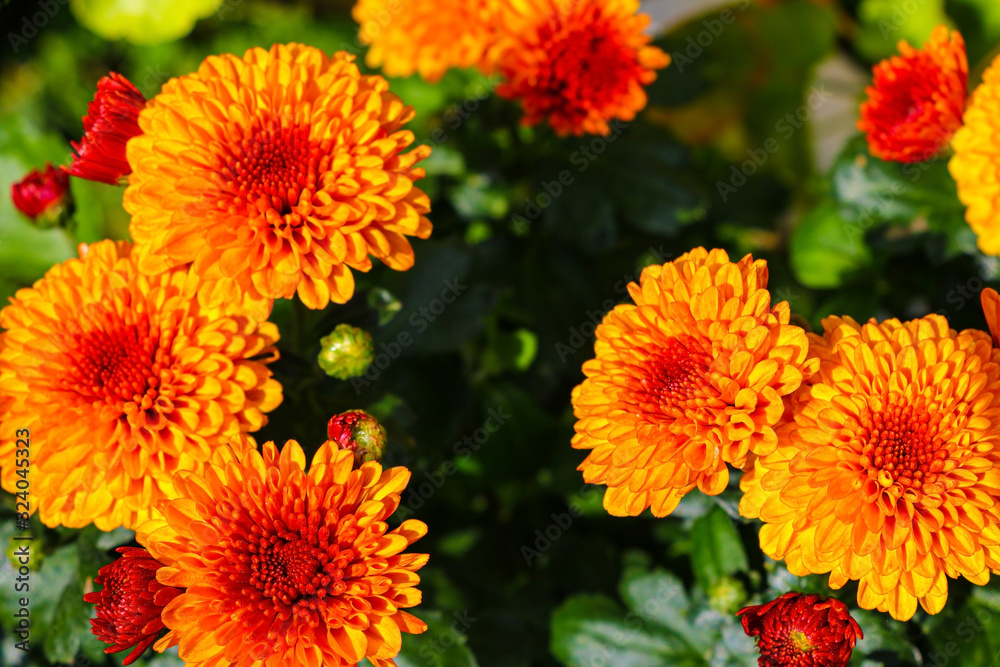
(318, 324, 375, 380)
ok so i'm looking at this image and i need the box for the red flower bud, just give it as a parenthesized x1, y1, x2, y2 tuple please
(327, 409, 387, 465)
(83, 547, 181, 665)
(65, 72, 146, 185)
(737, 592, 863, 667)
(11, 163, 69, 222)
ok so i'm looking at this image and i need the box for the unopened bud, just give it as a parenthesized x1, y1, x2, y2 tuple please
(327, 409, 387, 465)
(318, 324, 375, 380)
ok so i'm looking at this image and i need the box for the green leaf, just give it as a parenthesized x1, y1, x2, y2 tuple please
(790, 199, 873, 289)
(830, 135, 964, 230)
(551, 595, 699, 667)
(43, 580, 93, 663)
(689, 506, 749, 592)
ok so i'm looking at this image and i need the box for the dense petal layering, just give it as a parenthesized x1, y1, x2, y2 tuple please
(0, 240, 282, 530)
(950, 52, 1000, 256)
(353, 0, 499, 82)
(125, 44, 432, 320)
(137, 438, 428, 667)
(740, 314, 1000, 620)
(738, 592, 863, 667)
(572, 248, 816, 517)
(494, 0, 670, 136)
(858, 26, 967, 163)
(85, 547, 182, 665)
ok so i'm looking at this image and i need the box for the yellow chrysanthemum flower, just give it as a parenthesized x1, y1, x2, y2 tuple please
(0, 240, 282, 530)
(138, 437, 428, 667)
(740, 313, 1000, 621)
(571, 248, 816, 517)
(124, 44, 432, 321)
(352, 0, 499, 82)
(950, 52, 1000, 256)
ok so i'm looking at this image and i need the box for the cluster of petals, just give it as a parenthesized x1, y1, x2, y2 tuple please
(858, 26, 967, 163)
(571, 247, 816, 517)
(740, 309, 1000, 621)
(738, 592, 863, 667)
(493, 0, 670, 136)
(124, 43, 432, 320)
(353, 0, 499, 82)
(950, 51, 1000, 256)
(351, 0, 669, 136)
(84, 547, 182, 665)
(65, 72, 146, 184)
(0, 240, 282, 530)
(136, 436, 428, 666)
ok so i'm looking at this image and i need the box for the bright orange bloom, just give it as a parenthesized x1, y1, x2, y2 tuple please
(124, 44, 432, 321)
(950, 52, 1000, 256)
(0, 240, 282, 530)
(353, 0, 499, 82)
(858, 26, 967, 163)
(494, 0, 670, 136)
(571, 248, 816, 517)
(138, 437, 428, 667)
(740, 314, 1000, 621)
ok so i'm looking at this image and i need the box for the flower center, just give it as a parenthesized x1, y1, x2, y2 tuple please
(538, 9, 639, 114)
(251, 538, 333, 606)
(222, 119, 329, 223)
(640, 336, 714, 414)
(859, 397, 946, 490)
(787, 629, 815, 653)
(59, 303, 168, 413)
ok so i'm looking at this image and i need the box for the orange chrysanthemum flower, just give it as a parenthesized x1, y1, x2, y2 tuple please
(124, 44, 432, 320)
(950, 52, 1000, 256)
(137, 437, 428, 667)
(571, 248, 816, 517)
(0, 240, 282, 530)
(353, 0, 498, 82)
(982, 288, 1000, 346)
(858, 26, 967, 163)
(740, 314, 1000, 621)
(494, 0, 670, 136)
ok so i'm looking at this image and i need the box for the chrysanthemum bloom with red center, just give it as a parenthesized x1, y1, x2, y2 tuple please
(740, 314, 1000, 621)
(738, 592, 863, 667)
(65, 72, 146, 185)
(571, 248, 816, 517)
(858, 26, 967, 163)
(353, 0, 499, 83)
(0, 240, 282, 530)
(10, 163, 70, 221)
(493, 0, 670, 136)
(950, 53, 1000, 256)
(124, 43, 433, 321)
(84, 547, 182, 666)
(137, 436, 428, 667)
